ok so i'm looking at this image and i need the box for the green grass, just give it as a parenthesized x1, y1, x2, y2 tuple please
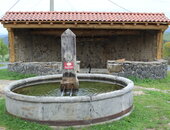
(0, 64, 5, 67)
(88, 91, 170, 130)
(0, 69, 36, 80)
(0, 99, 52, 130)
(0, 91, 169, 130)
(129, 71, 170, 90)
(0, 69, 169, 130)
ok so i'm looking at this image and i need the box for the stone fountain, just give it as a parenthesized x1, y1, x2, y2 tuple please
(60, 29, 79, 95)
(4, 29, 134, 127)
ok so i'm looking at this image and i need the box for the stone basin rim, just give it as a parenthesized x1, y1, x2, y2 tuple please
(5, 73, 134, 103)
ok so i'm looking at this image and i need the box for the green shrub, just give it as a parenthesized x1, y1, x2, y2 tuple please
(0, 39, 8, 62)
(163, 42, 170, 57)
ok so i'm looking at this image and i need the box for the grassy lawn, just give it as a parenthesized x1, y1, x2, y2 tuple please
(0, 70, 169, 130)
(0, 90, 169, 130)
(0, 64, 5, 67)
(0, 99, 52, 130)
(0, 69, 36, 80)
(129, 71, 170, 90)
(89, 91, 170, 130)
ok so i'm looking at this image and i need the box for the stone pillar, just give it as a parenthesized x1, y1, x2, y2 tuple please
(60, 29, 79, 92)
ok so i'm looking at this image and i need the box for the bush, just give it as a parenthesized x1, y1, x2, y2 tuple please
(163, 42, 170, 62)
(0, 39, 8, 61)
(163, 42, 170, 65)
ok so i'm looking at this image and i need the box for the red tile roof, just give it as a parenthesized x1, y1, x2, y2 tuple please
(1, 11, 170, 23)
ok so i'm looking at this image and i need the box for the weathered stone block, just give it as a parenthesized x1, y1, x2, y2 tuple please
(107, 62, 123, 73)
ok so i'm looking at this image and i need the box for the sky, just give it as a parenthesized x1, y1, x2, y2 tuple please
(0, 0, 170, 35)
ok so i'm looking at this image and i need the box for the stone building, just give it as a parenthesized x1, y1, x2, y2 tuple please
(0, 12, 170, 78)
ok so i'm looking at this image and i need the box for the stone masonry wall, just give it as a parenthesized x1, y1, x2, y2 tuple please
(77, 31, 157, 68)
(8, 62, 80, 75)
(107, 60, 168, 79)
(8, 60, 167, 79)
(13, 29, 157, 68)
(14, 29, 61, 62)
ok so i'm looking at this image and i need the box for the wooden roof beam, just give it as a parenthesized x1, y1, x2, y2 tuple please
(30, 29, 141, 36)
(3, 23, 168, 30)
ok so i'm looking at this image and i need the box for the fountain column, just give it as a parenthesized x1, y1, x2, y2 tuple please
(60, 29, 79, 93)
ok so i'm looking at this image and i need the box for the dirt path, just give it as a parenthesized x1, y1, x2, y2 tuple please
(133, 85, 170, 96)
(134, 85, 170, 93)
(0, 127, 6, 130)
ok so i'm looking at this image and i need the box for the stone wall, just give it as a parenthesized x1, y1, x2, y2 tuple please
(13, 29, 158, 68)
(8, 60, 167, 79)
(8, 62, 80, 75)
(107, 60, 168, 79)
(8, 62, 62, 75)
(14, 29, 61, 62)
(77, 32, 157, 68)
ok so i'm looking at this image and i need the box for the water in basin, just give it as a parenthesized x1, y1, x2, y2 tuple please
(13, 81, 123, 96)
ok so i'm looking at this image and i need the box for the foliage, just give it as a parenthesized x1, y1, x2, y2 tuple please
(0, 39, 8, 61)
(0, 69, 36, 80)
(163, 32, 170, 42)
(163, 42, 170, 58)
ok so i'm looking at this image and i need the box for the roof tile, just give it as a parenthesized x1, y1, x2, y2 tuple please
(0, 11, 170, 24)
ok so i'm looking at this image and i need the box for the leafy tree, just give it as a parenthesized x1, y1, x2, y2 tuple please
(0, 39, 8, 61)
(163, 42, 170, 58)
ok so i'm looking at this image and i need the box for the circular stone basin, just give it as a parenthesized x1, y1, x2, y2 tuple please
(5, 74, 134, 126)
(13, 81, 123, 97)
